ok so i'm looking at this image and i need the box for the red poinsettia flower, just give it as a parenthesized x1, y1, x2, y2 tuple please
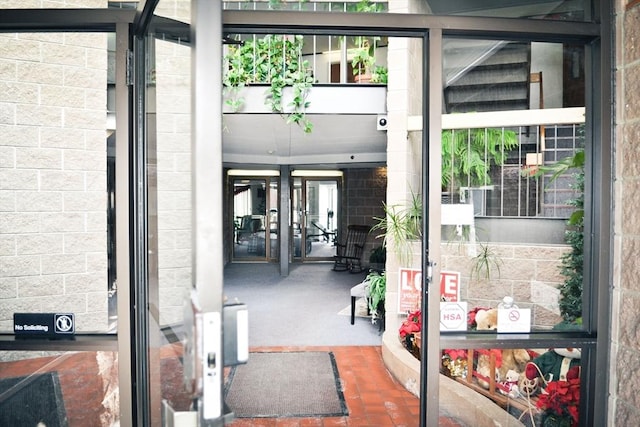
(443, 348, 467, 360)
(398, 309, 422, 337)
(536, 378, 581, 426)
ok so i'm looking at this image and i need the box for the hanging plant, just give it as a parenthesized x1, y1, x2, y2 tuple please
(223, 34, 314, 133)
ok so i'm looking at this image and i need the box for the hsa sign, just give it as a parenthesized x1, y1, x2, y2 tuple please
(397, 268, 461, 313)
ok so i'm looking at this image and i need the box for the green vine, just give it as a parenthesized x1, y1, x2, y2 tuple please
(224, 34, 314, 133)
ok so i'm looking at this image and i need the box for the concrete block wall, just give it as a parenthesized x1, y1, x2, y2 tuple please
(154, 39, 193, 326)
(611, 0, 640, 423)
(0, 31, 109, 332)
(441, 242, 568, 329)
(343, 167, 386, 263)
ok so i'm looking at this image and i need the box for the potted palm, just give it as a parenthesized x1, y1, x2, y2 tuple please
(371, 190, 422, 266)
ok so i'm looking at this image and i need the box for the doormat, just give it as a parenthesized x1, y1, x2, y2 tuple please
(0, 372, 68, 426)
(224, 351, 348, 418)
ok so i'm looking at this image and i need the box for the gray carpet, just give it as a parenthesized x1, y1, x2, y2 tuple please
(223, 263, 383, 346)
(224, 351, 348, 418)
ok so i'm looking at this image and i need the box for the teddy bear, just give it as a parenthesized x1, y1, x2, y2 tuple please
(474, 308, 498, 330)
(520, 348, 581, 395)
(498, 369, 522, 398)
(473, 307, 530, 389)
(475, 347, 531, 389)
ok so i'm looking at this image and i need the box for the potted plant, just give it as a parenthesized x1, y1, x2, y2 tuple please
(365, 270, 386, 325)
(350, 36, 387, 84)
(371, 189, 422, 266)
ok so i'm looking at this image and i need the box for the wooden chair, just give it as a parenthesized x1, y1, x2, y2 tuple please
(333, 224, 370, 273)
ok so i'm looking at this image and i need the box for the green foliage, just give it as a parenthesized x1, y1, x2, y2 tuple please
(559, 168, 584, 322)
(350, 36, 387, 84)
(469, 241, 503, 281)
(371, 65, 388, 83)
(441, 128, 519, 193)
(371, 191, 422, 266)
(223, 34, 314, 133)
(366, 271, 386, 315)
(345, 0, 385, 13)
(528, 146, 585, 322)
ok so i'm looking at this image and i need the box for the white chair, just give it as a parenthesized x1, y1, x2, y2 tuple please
(349, 280, 370, 325)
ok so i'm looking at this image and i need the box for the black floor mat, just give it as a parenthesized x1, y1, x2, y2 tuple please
(0, 371, 68, 427)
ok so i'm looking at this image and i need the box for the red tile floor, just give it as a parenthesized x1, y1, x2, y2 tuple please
(226, 346, 465, 427)
(0, 345, 465, 426)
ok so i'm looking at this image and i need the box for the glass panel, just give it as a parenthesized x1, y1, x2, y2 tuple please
(268, 178, 279, 260)
(233, 178, 268, 259)
(223, 0, 388, 13)
(0, 351, 119, 425)
(291, 177, 304, 259)
(437, 346, 583, 426)
(440, 38, 586, 332)
(221, 0, 588, 20)
(0, 32, 113, 334)
(147, 11, 192, 422)
(0, 0, 137, 9)
(425, 0, 589, 21)
(223, 33, 389, 86)
(306, 179, 338, 258)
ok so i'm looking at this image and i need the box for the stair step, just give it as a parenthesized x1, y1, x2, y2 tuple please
(448, 67, 530, 87)
(447, 99, 530, 113)
(446, 85, 529, 104)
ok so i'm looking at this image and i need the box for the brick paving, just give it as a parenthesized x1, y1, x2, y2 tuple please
(226, 346, 466, 427)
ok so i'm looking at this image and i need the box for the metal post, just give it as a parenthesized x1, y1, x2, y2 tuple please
(192, 0, 225, 425)
(420, 28, 443, 427)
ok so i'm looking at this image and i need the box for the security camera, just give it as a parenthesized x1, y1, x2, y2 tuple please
(377, 115, 388, 131)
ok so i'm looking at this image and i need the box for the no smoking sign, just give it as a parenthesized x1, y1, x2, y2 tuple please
(497, 308, 531, 333)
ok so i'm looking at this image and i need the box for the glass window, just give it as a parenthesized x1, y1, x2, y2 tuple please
(0, 0, 134, 9)
(0, 351, 119, 425)
(423, 0, 589, 21)
(440, 38, 586, 332)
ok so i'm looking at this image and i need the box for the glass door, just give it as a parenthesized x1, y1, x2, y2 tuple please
(292, 176, 339, 261)
(233, 177, 278, 261)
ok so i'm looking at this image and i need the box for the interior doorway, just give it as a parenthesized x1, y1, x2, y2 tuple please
(232, 176, 279, 261)
(292, 175, 340, 262)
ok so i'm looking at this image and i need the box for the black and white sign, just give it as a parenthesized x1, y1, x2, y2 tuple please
(14, 313, 75, 338)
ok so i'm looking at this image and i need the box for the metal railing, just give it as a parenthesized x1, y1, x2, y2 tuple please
(441, 109, 585, 219)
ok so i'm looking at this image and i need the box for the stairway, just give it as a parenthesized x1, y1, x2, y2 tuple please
(444, 41, 531, 114)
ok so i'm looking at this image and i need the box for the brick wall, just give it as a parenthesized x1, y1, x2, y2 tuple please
(611, 0, 640, 423)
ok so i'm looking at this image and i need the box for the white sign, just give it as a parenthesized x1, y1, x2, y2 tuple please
(497, 308, 531, 333)
(440, 302, 468, 331)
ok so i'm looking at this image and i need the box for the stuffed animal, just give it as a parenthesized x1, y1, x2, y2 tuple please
(498, 369, 522, 398)
(474, 308, 530, 389)
(476, 347, 530, 389)
(521, 348, 581, 395)
(474, 308, 498, 330)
